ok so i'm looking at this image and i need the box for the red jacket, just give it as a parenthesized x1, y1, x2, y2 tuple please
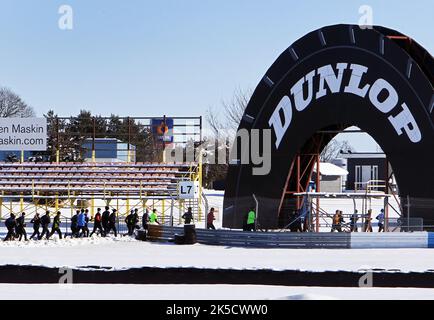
(207, 211, 215, 224)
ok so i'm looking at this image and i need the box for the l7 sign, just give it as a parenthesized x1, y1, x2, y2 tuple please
(178, 181, 199, 199)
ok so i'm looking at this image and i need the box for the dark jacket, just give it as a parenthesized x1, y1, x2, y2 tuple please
(16, 216, 26, 229)
(71, 214, 78, 228)
(131, 213, 139, 226)
(41, 215, 51, 227)
(53, 216, 61, 229)
(182, 211, 193, 224)
(31, 216, 41, 229)
(142, 212, 149, 228)
(109, 212, 116, 225)
(102, 211, 110, 225)
(5, 217, 16, 230)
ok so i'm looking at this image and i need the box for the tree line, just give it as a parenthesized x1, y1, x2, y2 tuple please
(0, 87, 164, 162)
(43, 110, 162, 162)
(0, 86, 355, 187)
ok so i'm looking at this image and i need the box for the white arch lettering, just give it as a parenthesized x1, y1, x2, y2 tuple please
(268, 62, 422, 149)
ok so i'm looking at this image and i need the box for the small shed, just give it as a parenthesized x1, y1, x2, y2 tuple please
(82, 138, 136, 162)
(313, 162, 349, 193)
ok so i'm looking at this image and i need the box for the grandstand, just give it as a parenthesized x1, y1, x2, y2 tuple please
(0, 162, 196, 197)
(0, 161, 203, 224)
(0, 115, 205, 224)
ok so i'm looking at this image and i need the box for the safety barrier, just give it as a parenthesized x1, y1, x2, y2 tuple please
(3, 220, 434, 248)
(147, 225, 351, 248)
(351, 233, 428, 249)
(147, 225, 434, 249)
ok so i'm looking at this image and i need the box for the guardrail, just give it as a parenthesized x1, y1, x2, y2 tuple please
(147, 225, 434, 249)
(147, 225, 351, 248)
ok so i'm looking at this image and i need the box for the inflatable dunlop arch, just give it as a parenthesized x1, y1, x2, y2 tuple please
(223, 24, 434, 229)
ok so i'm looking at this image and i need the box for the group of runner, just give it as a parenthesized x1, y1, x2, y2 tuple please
(4, 211, 62, 241)
(3, 205, 215, 241)
(333, 208, 385, 232)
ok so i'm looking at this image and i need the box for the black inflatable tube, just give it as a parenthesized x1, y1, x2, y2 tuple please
(223, 24, 434, 229)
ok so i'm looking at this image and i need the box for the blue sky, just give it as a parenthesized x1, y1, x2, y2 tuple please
(0, 0, 432, 150)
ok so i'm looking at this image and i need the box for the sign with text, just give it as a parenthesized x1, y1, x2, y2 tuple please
(178, 181, 199, 199)
(151, 118, 174, 143)
(0, 118, 47, 151)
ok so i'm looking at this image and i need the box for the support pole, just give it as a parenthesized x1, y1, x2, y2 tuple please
(384, 196, 389, 232)
(253, 194, 259, 231)
(55, 194, 59, 213)
(296, 154, 301, 210)
(316, 154, 320, 232)
(35, 198, 39, 215)
(142, 199, 147, 214)
(385, 159, 390, 232)
(92, 117, 96, 163)
(127, 117, 131, 163)
(32, 179, 35, 200)
(162, 115, 166, 163)
(0, 197, 2, 219)
(162, 199, 165, 224)
(20, 195, 24, 213)
(407, 195, 410, 232)
(21, 150, 24, 163)
(170, 198, 174, 227)
(91, 197, 95, 220)
(56, 117, 60, 163)
(198, 154, 203, 222)
(70, 198, 74, 218)
(179, 199, 184, 224)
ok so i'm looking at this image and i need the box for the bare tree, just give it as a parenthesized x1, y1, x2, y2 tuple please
(320, 140, 354, 162)
(206, 87, 252, 135)
(204, 88, 252, 188)
(222, 87, 252, 132)
(0, 87, 35, 117)
(205, 106, 224, 136)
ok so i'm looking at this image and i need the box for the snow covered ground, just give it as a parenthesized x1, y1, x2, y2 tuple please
(0, 237, 433, 273)
(0, 284, 433, 300)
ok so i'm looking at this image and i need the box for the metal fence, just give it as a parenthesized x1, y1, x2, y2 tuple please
(147, 225, 351, 248)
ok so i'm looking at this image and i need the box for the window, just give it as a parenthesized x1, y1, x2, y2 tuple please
(371, 165, 379, 190)
(355, 165, 362, 190)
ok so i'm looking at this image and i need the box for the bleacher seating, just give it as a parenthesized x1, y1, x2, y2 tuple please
(0, 162, 196, 198)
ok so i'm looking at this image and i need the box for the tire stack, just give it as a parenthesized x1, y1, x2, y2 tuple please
(174, 225, 197, 245)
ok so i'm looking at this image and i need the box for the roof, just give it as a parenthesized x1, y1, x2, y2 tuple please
(293, 192, 391, 198)
(340, 152, 386, 159)
(314, 162, 349, 176)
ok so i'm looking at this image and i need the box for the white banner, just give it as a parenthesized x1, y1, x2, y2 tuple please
(178, 181, 199, 199)
(0, 118, 47, 151)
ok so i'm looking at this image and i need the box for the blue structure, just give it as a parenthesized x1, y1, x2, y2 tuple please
(0, 150, 34, 162)
(82, 138, 136, 162)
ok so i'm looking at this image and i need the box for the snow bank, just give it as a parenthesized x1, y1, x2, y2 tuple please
(0, 284, 433, 300)
(0, 238, 434, 273)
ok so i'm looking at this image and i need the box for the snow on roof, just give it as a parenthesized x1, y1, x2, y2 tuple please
(341, 152, 386, 159)
(314, 162, 348, 176)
